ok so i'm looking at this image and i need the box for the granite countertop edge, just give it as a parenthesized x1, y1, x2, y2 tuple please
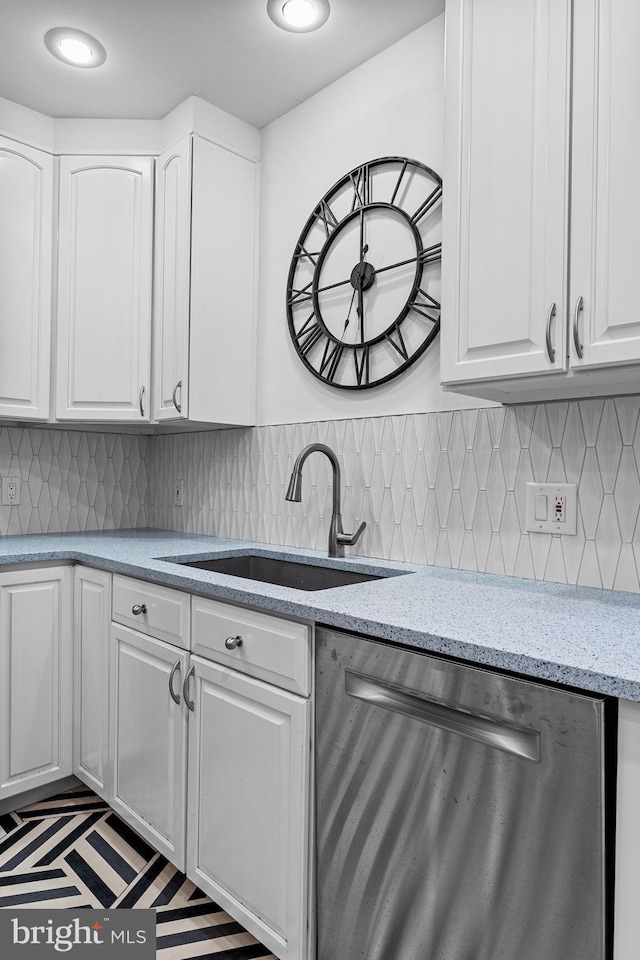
(2, 528, 640, 703)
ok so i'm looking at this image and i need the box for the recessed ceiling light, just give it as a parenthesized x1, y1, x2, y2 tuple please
(267, 0, 330, 33)
(44, 27, 107, 68)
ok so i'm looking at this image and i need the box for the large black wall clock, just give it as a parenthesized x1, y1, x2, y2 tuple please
(286, 156, 442, 389)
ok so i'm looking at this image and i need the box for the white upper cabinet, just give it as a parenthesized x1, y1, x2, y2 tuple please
(56, 156, 153, 421)
(153, 137, 192, 422)
(188, 135, 257, 426)
(570, 0, 640, 369)
(442, 0, 640, 402)
(441, 0, 572, 386)
(152, 134, 258, 427)
(0, 137, 53, 420)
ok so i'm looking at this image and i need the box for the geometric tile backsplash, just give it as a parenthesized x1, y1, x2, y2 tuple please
(1, 397, 639, 594)
(148, 396, 640, 594)
(0, 428, 148, 535)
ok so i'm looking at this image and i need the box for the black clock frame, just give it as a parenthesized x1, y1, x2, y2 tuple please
(286, 156, 442, 390)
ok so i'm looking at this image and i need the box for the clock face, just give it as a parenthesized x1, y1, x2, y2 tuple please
(286, 156, 442, 389)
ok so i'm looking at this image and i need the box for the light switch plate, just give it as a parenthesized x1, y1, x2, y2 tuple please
(525, 482, 577, 535)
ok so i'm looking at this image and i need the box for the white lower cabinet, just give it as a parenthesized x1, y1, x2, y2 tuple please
(187, 655, 311, 960)
(73, 566, 111, 800)
(110, 623, 189, 868)
(0, 566, 72, 802)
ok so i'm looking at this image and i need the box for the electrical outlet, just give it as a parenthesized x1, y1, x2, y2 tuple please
(1, 477, 21, 506)
(525, 482, 577, 535)
(173, 480, 184, 507)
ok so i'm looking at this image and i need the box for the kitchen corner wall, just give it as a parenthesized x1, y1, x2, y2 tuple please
(0, 428, 148, 535)
(147, 396, 640, 594)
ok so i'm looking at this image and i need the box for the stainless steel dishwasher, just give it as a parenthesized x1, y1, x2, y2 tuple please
(315, 627, 613, 960)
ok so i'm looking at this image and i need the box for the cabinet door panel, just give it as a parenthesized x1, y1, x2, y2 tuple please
(187, 657, 310, 960)
(110, 625, 188, 868)
(189, 136, 257, 425)
(0, 568, 72, 801)
(56, 157, 153, 421)
(74, 566, 111, 800)
(0, 138, 52, 419)
(571, 0, 640, 368)
(441, 0, 571, 383)
(153, 137, 191, 421)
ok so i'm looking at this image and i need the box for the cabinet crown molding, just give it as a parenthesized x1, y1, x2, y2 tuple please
(0, 94, 260, 161)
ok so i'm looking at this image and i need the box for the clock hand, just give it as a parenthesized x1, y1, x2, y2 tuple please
(373, 243, 442, 278)
(341, 286, 357, 337)
(314, 246, 369, 297)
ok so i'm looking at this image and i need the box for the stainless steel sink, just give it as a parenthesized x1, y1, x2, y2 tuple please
(161, 553, 404, 591)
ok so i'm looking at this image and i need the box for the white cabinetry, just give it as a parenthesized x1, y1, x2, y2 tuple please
(153, 137, 192, 422)
(0, 137, 53, 420)
(0, 566, 72, 802)
(56, 156, 154, 421)
(110, 623, 189, 867)
(570, 0, 640, 370)
(73, 566, 111, 801)
(441, 0, 640, 402)
(187, 656, 310, 960)
(153, 135, 258, 426)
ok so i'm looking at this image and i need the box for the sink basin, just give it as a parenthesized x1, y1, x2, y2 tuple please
(163, 553, 401, 591)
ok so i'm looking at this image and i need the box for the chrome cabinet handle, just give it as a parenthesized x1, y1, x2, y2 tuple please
(139, 385, 146, 417)
(183, 665, 195, 711)
(225, 635, 244, 650)
(131, 603, 147, 616)
(545, 302, 556, 363)
(172, 380, 182, 413)
(169, 659, 181, 705)
(345, 670, 541, 762)
(572, 296, 584, 359)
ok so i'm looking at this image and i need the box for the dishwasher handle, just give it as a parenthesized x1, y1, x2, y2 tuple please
(345, 671, 541, 762)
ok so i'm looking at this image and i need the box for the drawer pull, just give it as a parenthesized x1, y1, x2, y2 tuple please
(132, 603, 147, 616)
(225, 635, 244, 650)
(169, 659, 181, 705)
(183, 665, 195, 711)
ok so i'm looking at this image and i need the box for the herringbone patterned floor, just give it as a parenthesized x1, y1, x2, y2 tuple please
(0, 785, 276, 959)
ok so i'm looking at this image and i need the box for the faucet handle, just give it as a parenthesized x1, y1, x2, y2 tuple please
(337, 521, 366, 547)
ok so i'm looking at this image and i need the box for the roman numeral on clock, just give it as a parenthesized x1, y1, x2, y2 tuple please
(319, 340, 344, 382)
(315, 199, 339, 239)
(385, 323, 410, 362)
(350, 164, 371, 211)
(411, 184, 443, 225)
(293, 314, 323, 356)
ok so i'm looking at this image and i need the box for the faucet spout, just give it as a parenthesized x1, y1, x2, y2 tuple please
(285, 443, 366, 558)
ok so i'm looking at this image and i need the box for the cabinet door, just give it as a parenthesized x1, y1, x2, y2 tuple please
(187, 656, 311, 960)
(570, 0, 640, 369)
(189, 136, 257, 426)
(110, 624, 188, 868)
(0, 137, 52, 420)
(0, 567, 72, 802)
(73, 566, 111, 801)
(56, 156, 153, 421)
(441, 0, 572, 384)
(153, 137, 191, 422)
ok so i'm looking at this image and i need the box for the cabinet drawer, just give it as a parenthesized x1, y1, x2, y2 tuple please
(112, 575, 190, 649)
(192, 597, 311, 696)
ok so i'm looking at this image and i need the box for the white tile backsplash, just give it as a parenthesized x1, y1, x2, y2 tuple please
(147, 397, 640, 593)
(3, 398, 639, 595)
(0, 428, 149, 535)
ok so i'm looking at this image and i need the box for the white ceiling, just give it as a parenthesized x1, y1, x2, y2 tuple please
(0, 0, 445, 129)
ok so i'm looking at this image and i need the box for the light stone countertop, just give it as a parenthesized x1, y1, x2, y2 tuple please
(1, 527, 640, 701)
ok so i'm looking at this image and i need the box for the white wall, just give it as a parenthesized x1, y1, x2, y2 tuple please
(256, 16, 483, 426)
